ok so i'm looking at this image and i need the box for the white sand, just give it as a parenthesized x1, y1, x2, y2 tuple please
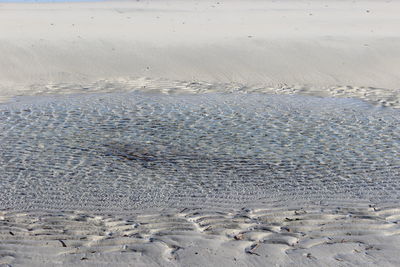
(2, 200, 400, 266)
(0, 0, 400, 106)
(1, 1, 400, 266)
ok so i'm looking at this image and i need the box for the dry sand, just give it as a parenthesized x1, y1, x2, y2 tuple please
(0, 0, 399, 106)
(1, 0, 400, 266)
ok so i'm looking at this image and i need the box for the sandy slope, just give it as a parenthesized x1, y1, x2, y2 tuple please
(0, 0, 400, 106)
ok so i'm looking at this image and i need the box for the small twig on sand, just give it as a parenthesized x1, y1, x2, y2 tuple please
(59, 239, 67, 247)
(245, 243, 260, 256)
(306, 253, 316, 259)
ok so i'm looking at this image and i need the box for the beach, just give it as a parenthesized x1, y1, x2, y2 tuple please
(1, 0, 400, 106)
(1, 1, 400, 266)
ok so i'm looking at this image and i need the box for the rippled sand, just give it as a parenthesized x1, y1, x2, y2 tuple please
(1, 92, 400, 266)
(1, 92, 399, 210)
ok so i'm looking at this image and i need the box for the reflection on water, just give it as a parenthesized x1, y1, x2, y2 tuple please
(0, 92, 399, 210)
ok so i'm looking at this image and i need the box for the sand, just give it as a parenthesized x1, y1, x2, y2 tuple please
(0, 0, 400, 106)
(2, 201, 400, 266)
(1, 0, 400, 266)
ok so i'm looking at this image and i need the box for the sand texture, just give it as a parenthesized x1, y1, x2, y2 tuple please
(1, 0, 400, 266)
(0, 0, 400, 106)
(2, 201, 400, 266)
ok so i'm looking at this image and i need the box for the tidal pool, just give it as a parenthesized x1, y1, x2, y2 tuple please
(0, 92, 399, 210)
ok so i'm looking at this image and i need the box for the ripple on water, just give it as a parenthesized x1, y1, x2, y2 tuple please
(0, 92, 399, 210)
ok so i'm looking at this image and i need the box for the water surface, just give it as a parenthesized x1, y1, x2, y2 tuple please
(1, 92, 399, 210)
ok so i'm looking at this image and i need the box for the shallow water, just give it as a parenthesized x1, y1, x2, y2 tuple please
(0, 92, 399, 210)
